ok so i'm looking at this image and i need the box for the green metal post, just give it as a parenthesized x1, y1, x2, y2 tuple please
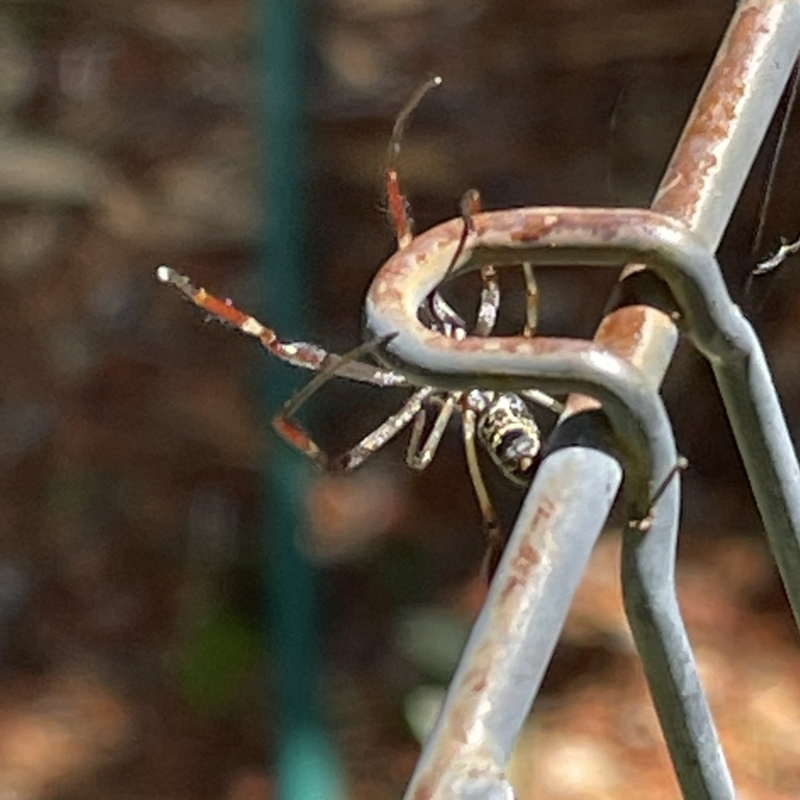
(256, 1, 346, 797)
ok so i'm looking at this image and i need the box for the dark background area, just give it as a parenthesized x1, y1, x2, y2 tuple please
(1, 0, 800, 798)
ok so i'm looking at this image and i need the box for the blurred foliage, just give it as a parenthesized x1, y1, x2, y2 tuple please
(175, 608, 261, 716)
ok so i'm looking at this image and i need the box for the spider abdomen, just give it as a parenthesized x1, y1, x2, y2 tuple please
(475, 393, 541, 485)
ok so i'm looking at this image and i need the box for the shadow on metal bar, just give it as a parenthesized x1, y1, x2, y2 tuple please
(359, 1, 800, 798)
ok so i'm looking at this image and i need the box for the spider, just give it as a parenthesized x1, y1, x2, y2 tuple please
(158, 77, 563, 575)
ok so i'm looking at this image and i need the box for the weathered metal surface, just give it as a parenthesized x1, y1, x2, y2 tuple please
(361, 2, 800, 798)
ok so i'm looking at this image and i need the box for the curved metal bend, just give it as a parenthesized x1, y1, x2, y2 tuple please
(364, 208, 697, 526)
(366, 207, 746, 800)
(366, 205, 800, 624)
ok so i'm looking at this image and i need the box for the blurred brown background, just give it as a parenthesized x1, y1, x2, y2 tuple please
(1, 0, 800, 798)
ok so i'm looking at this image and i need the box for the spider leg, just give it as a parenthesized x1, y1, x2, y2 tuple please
(157, 266, 406, 389)
(458, 190, 501, 338)
(474, 262, 500, 337)
(521, 389, 565, 416)
(387, 81, 469, 345)
(276, 385, 434, 472)
(522, 262, 538, 337)
(419, 294, 468, 338)
(271, 335, 411, 467)
(385, 77, 442, 249)
(420, 189, 497, 339)
(518, 263, 563, 414)
(752, 234, 800, 275)
(406, 392, 459, 470)
(462, 408, 504, 581)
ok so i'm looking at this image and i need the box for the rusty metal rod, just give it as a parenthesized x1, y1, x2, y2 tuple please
(369, 204, 800, 796)
(396, 446, 626, 800)
(366, 209, 739, 800)
(364, 2, 800, 796)
(596, 0, 800, 377)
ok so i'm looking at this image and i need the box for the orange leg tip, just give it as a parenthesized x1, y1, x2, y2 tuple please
(272, 416, 325, 460)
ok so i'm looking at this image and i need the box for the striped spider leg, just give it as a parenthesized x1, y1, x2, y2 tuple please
(752, 235, 800, 276)
(155, 265, 414, 470)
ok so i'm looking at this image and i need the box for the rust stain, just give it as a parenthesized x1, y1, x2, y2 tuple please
(594, 305, 648, 361)
(529, 497, 555, 530)
(464, 664, 489, 694)
(655, 3, 769, 224)
(449, 335, 601, 356)
(500, 526, 546, 601)
(509, 222, 549, 244)
(517, 540, 542, 567)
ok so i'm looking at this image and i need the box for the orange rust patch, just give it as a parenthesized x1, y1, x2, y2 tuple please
(509, 221, 550, 244)
(517, 541, 542, 566)
(653, 3, 764, 224)
(594, 306, 650, 360)
(529, 498, 555, 530)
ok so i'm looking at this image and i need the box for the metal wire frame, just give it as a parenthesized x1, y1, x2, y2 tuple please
(358, 1, 800, 798)
(368, 210, 735, 800)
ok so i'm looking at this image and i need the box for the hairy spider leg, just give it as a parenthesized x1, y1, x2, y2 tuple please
(156, 266, 405, 389)
(329, 387, 436, 471)
(632, 455, 690, 533)
(522, 262, 538, 337)
(382, 78, 501, 345)
(383, 79, 508, 544)
(745, 64, 800, 303)
(406, 393, 460, 470)
(752, 236, 800, 276)
(386, 76, 442, 250)
(269, 329, 461, 476)
(413, 189, 511, 576)
(521, 389, 565, 415)
(462, 407, 504, 580)
(457, 189, 502, 339)
(269, 334, 401, 468)
(382, 80, 502, 351)
(274, 346, 444, 473)
(751, 64, 800, 269)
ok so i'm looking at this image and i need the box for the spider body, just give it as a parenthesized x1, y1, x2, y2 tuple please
(472, 391, 542, 486)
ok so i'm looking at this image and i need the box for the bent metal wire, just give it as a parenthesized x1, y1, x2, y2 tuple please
(362, 1, 800, 798)
(366, 204, 800, 623)
(364, 205, 799, 800)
